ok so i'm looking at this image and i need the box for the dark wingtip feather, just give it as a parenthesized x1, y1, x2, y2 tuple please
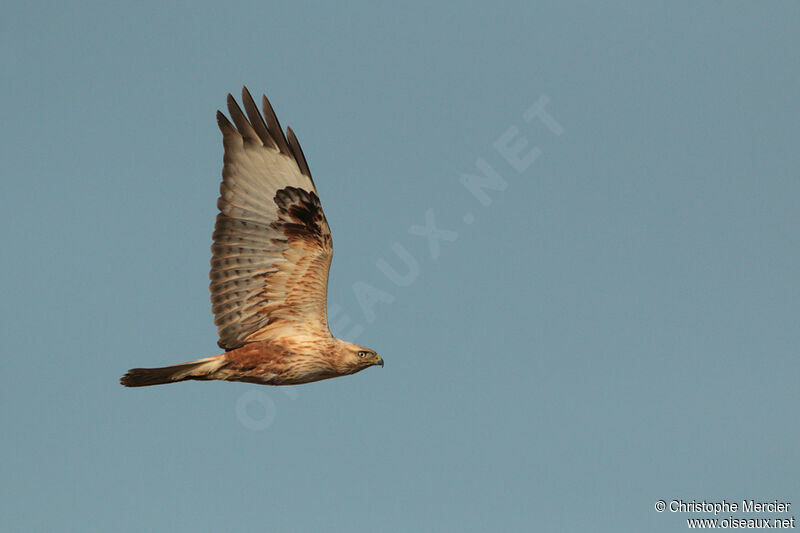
(241, 86, 276, 149)
(226, 94, 260, 144)
(261, 94, 291, 155)
(286, 126, 315, 185)
(216, 109, 234, 130)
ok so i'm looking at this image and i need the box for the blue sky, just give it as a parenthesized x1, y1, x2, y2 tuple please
(2, 1, 799, 532)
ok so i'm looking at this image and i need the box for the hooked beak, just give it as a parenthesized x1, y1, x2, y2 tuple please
(374, 355, 384, 367)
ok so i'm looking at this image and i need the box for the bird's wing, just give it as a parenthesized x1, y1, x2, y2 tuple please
(210, 87, 333, 351)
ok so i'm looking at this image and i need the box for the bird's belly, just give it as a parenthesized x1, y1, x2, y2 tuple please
(221, 341, 338, 386)
(271, 367, 339, 386)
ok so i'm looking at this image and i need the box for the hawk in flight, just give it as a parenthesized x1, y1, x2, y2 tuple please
(121, 88, 383, 387)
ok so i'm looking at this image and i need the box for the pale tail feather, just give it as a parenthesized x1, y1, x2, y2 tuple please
(120, 356, 225, 387)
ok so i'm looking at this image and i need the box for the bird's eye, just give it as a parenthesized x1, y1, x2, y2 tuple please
(358, 351, 369, 358)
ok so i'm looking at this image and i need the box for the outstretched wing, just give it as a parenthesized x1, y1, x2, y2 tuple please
(210, 87, 333, 351)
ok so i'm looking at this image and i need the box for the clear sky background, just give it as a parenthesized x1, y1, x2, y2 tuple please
(2, 1, 799, 532)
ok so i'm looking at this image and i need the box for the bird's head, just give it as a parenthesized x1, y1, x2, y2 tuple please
(335, 340, 383, 374)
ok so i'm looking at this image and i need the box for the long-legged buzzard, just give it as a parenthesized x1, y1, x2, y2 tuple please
(121, 88, 382, 387)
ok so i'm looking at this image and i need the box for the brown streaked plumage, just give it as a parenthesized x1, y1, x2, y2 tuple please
(120, 87, 382, 388)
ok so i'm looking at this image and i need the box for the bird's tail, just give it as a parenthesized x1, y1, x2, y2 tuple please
(120, 355, 225, 387)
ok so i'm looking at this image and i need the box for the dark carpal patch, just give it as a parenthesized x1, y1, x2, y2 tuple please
(272, 186, 330, 245)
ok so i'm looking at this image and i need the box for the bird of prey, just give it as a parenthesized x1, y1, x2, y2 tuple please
(121, 88, 383, 387)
